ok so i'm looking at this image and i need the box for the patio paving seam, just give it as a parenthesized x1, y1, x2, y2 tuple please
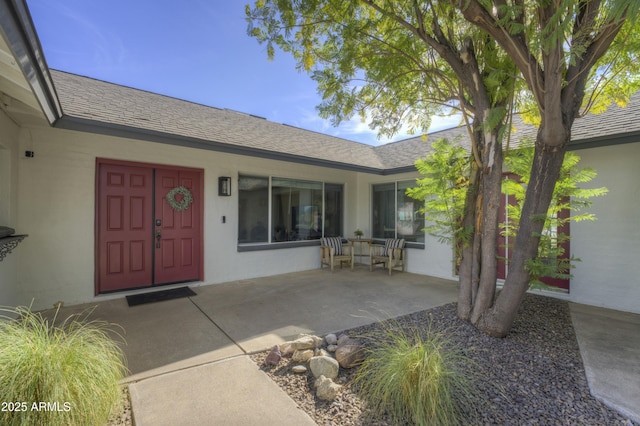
(188, 296, 247, 355)
(121, 353, 249, 384)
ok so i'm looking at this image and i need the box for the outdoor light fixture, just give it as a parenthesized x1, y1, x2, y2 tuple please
(218, 176, 231, 196)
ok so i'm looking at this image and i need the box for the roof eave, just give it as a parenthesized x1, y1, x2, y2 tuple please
(0, 0, 62, 124)
(55, 115, 387, 175)
(569, 130, 640, 151)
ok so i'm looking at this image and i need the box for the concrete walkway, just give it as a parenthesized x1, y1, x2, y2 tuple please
(51, 268, 640, 425)
(570, 303, 640, 424)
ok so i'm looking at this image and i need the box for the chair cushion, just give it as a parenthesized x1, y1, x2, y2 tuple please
(321, 237, 343, 255)
(383, 238, 405, 258)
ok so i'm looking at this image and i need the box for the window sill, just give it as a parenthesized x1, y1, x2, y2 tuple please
(237, 240, 319, 252)
(237, 239, 424, 252)
(370, 239, 425, 250)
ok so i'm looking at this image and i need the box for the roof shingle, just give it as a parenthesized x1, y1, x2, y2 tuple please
(51, 70, 640, 173)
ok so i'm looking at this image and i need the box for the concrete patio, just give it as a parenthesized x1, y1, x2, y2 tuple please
(47, 267, 640, 425)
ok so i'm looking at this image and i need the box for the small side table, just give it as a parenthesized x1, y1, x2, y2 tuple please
(348, 238, 372, 265)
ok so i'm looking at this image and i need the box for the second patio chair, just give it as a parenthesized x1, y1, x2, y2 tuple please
(369, 238, 406, 275)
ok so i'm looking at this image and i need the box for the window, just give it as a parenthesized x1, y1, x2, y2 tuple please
(372, 180, 425, 243)
(238, 175, 344, 245)
(324, 183, 343, 237)
(372, 183, 396, 239)
(272, 178, 323, 242)
(238, 176, 268, 243)
(397, 180, 425, 242)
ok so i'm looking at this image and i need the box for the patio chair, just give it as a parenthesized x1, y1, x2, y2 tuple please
(369, 238, 406, 275)
(320, 237, 354, 272)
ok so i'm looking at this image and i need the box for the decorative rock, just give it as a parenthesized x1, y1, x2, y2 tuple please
(292, 365, 307, 374)
(325, 333, 338, 345)
(335, 339, 365, 368)
(292, 334, 323, 350)
(263, 345, 282, 366)
(337, 334, 350, 346)
(327, 344, 338, 353)
(314, 375, 327, 388)
(314, 348, 332, 358)
(292, 349, 314, 362)
(309, 355, 339, 379)
(314, 375, 342, 401)
(280, 341, 297, 356)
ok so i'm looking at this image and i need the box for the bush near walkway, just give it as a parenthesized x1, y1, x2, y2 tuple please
(0, 306, 127, 426)
(354, 322, 475, 426)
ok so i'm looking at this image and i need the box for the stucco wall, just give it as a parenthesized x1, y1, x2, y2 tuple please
(0, 109, 21, 307)
(355, 142, 640, 314)
(570, 142, 640, 314)
(10, 121, 640, 314)
(14, 125, 357, 310)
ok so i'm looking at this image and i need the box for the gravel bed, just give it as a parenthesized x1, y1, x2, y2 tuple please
(251, 294, 637, 425)
(106, 385, 133, 426)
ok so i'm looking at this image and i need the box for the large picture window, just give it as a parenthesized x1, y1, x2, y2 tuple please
(238, 175, 344, 245)
(272, 178, 322, 242)
(372, 180, 425, 243)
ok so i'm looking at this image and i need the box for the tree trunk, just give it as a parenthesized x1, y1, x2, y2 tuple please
(470, 130, 503, 324)
(457, 161, 480, 321)
(450, 0, 628, 338)
(476, 135, 568, 337)
(457, 124, 504, 324)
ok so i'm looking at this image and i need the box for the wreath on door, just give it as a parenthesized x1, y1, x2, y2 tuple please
(166, 186, 193, 211)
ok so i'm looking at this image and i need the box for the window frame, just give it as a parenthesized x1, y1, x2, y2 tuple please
(237, 175, 344, 251)
(371, 180, 425, 249)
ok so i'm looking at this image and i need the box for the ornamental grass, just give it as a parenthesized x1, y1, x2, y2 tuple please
(354, 320, 475, 426)
(0, 305, 128, 426)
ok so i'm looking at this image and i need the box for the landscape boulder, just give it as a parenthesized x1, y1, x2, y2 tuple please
(324, 333, 338, 345)
(337, 334, 350, 346)
(335, 339, 365, 368)
(292, 334, 323, 350)
(292, 349, 314, 362)
(309, 355, 339, 379)
(314, 375, 342, 401)
(263, 345, 282, 366)
(292, 365, 307, 374)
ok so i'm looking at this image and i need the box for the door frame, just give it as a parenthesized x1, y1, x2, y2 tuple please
(94, 158, 205, 295)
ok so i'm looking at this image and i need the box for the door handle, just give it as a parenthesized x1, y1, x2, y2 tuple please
(155, 230, 162, 248)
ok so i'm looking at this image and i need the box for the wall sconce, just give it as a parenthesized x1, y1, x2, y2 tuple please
(218, 176, 231, 196)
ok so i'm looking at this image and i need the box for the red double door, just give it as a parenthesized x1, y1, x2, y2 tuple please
(96, 160, 203, 293)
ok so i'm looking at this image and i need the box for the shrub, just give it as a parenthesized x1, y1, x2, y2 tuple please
(0, 306, 128, 426)
(354, 322, 473, 426)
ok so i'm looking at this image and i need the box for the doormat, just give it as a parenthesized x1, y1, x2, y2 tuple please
(126, 286, 197, 307)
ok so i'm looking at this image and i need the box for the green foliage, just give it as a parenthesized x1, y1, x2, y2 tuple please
(502, 141, 608, 288)
(0, 306, 128, 426)
(354, 321, 474, 426)
(586, 15, 640, 115)
(246, 0, 516, 139)
(482, 0, 640, 126)
(409, 138, 607, 288)
(407, 138, 471, 263)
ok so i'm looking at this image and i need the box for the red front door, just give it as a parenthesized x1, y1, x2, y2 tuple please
(96, 160, 203, 293)
(154, 168, 202, 285)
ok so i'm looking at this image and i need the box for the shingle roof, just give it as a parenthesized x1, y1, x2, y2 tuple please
(51, 70, 640, 174)
(381, 94, 640, 168)
(51, 70, 386, 171)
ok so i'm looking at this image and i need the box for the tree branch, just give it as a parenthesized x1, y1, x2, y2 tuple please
(451, 0, 545, 110)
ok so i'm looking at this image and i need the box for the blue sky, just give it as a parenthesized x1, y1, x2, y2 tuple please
(27, 0, 460, 145)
